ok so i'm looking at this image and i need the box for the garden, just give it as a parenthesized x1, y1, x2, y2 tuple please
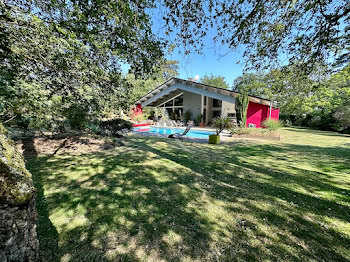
(2, 1, 350, 261)
(21, 127, 350, 261)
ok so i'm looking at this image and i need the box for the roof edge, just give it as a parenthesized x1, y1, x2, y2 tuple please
(134, 77, 273, 106)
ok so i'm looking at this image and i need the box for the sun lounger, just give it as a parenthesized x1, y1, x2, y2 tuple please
(168, 126, 191, 139)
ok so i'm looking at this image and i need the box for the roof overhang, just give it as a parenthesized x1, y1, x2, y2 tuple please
(134, 78, 272, 107)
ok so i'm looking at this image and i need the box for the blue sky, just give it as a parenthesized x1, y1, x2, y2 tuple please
(167, 44, 246, 87)
(140, 8, 248, 87)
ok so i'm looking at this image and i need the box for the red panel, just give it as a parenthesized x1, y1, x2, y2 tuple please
(269, 107, 280, 121)
(132, 123, 150, 127)
(246, 102, 279, 128)
(130, 104, 142, 119)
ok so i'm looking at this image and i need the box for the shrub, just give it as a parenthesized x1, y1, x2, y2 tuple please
(133, 113, 145, 123)
(213, 116, 231, 135)
(280, 119, 292, 127)
(333, 104, 350, 131)
(184, 111, 192, 122)
(262, 119, 282, 130)
(64, 105, 89, 130)
(230, 126, 280, 138)
(235, 92, 249, 127)
(98, 118, 133, 137)
(87, 123, 103, 135)
(196, 114, 203, 124)
(170, 111, 179, 120)
(279, 114, 297, 126)
(230, 127, 253, 135)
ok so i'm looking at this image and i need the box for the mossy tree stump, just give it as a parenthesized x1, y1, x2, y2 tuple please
(0, 123, 39, 261)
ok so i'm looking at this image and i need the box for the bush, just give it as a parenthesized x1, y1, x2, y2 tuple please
(133, 113, 145, 123)
(230, 127, 280, 138)
(281, 119, 292, 127)
(96, 118, 133, 137)
(235, 92, 249, 127)
(333, 104, 350, 131)
(64, 105, 89, 130)
(213, 116, 231, 135)
(230, 127, 253, 135)
(87, 123, 103, 135)
(184, 111, 192, 122)
(196, 114, 203, 124)
(262, 119, 282, 130)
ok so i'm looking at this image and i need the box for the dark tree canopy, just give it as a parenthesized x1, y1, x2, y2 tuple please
(2, 0, 165, 74)
(161, 0, 350, 71)
(0, 0, 167, 130)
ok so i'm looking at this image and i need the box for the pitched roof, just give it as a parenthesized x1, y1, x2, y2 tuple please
(135, 77, 272, 106)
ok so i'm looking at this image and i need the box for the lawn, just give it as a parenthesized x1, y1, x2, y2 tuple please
(25, 127, 350, 261)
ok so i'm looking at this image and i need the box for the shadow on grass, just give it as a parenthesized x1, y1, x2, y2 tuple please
(284, 127, 350, 138)
(23, 138, 60, 261)
(26, 135, 350, 261)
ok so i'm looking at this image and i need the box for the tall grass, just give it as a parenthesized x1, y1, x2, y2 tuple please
(262, 119, 282, 130)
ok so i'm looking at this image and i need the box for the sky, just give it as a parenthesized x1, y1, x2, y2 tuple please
(167, 44, 246, 87)
(120, 25, 247, 87)
(145, 8, 248, 87)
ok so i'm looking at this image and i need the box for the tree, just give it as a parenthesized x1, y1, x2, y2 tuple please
(0, 0, 167, 130)
(201, 74, 229, 89)
(334, 105, 350, 130)
(161, 0, 350, 71)
(264, 67, 317, 115)
(233, 73, 270, 98)
(2, 1, 164, 74)
(235, 92, 249, 127)
(127, 59, 179, 105)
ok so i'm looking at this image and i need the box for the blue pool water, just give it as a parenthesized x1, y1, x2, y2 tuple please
(134, 126, 215, 139)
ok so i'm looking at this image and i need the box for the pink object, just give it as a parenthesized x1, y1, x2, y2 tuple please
(246, 102, 279, 128)
(130, 104, 142, 119)
(132, 123, 150, 127)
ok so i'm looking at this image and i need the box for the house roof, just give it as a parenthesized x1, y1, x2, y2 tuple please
(134, 77, 272, 107)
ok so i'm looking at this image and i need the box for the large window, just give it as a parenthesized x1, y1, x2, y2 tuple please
(160, 94, 183, 108)
(174, 95, 183, 106)
(212, 99, 222, 108)
(165, 100, 173, 107)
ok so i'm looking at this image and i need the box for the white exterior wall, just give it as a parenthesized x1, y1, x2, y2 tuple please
(221, 101, 236, 117)
(205, 97, 213, 124)
(183, 90, 202, 120)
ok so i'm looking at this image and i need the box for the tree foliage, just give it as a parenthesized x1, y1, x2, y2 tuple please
(127, 59, 179, 105)
(161, 0, 350, 71)
(0, 0, 167, 131)
(235, 92, 249, 127)
(233, 73, 270, 99)
(231, 63, 350, 131)
(213, 116, 230, 135)
(201, 74, 229, 89)
(334, 105, 350, 130)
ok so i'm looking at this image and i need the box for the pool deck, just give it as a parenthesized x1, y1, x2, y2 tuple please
(132, 125, 232, 143)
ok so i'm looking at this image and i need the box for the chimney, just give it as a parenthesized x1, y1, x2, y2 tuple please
(188, 75, 200, 82)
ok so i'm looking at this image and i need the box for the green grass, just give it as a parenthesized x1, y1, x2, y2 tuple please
(26, 127, 350, 261)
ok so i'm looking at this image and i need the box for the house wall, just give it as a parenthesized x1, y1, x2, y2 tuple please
(183, 90, 202, 120)
(246, 101, 279, 128)
(205, 97, 213, 124)
(221, 101, 236, 117)
(269, 107, 280, 121)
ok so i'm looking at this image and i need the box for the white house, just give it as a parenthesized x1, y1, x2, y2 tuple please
(133, 78, 279, 127)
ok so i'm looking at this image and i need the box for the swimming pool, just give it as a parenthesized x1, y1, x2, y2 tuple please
(133, 126, 215, 139)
